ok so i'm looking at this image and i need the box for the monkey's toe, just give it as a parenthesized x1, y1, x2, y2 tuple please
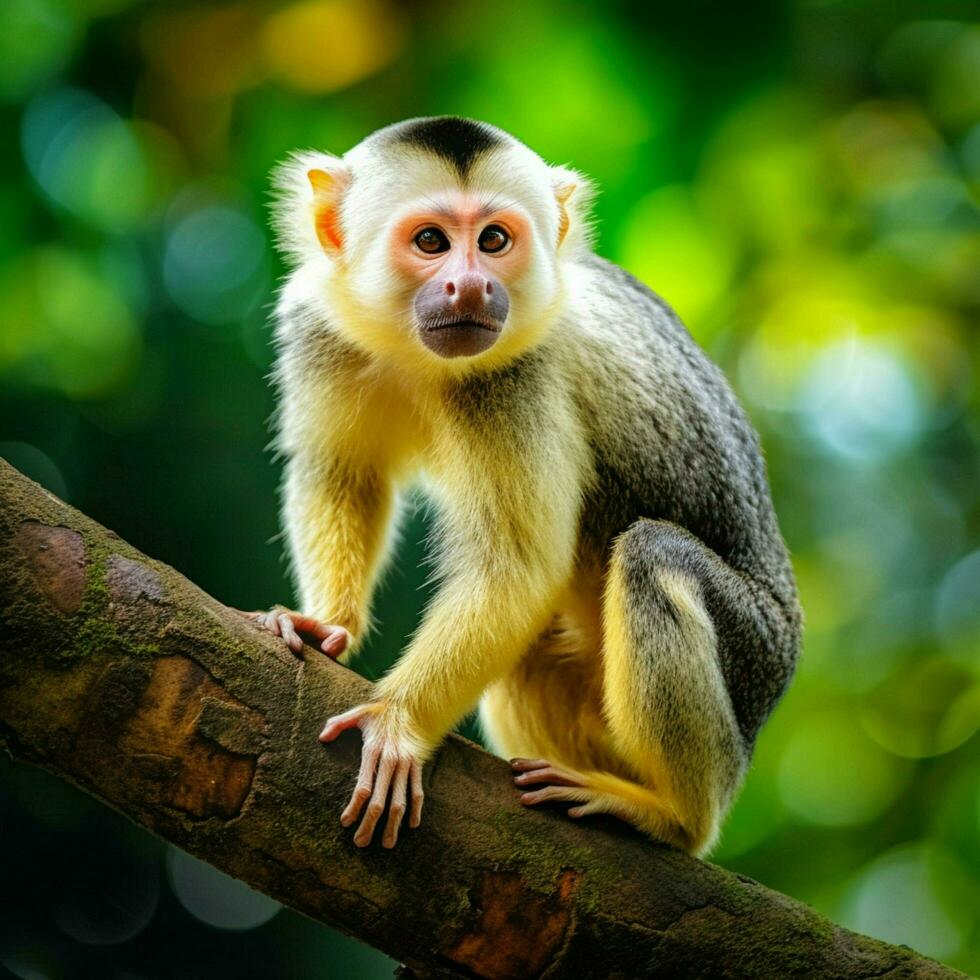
(512, 758, 599, 811)
(511, 758, 587, 787)
(518, 784, 595, 807)
(510, 760, 645, 826)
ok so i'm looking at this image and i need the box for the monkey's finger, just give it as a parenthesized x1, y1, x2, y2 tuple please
(520, 785, 591, 806)
(381, 760, 410, 849)
(341, 742, 380, 827)
(320, 628, 350, 659)
(282, 613, 349, 651)
(513, 766, 584, 787)
(262, 613, 282, 637)
(409, 760, 424, 828)
(318, 703, 376, 742)
(286, 612, 331, 635)
(354, 753, 396, 847)
(277, 613, 302, 652)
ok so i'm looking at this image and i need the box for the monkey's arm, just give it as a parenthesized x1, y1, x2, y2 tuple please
(265, 329, 407, 652)
(320, 418, 586, 847)
(378, 549, 565, 743)
(282, 456, 396, 646)
(244, 457, 394, 658)
(320, 532, 574, 848)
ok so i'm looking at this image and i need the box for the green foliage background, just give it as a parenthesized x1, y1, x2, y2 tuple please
(1, 1, 978, 976)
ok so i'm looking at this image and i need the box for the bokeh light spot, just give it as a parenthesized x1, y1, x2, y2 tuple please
(0, 0, 78, 101)
(777, 710, 911, 826)
(701, 91, 824, 250)
(140, 4, 262, 99)
(841, 843, 973, 962)
(860, 657, 979, 759)
(450, 15, 661, 185)
(737, 283, 866, 413)
(21, 87, 161, 230)
(935, 549, 980, 653)
(797, 339, 926, 461)
(832, 101, 944, 191)
(164, 202, 268, 325)
(166, 847, 281, 931)
(1, 948, 59, 980)
(618, 184, 734, 335)
(791, 553, 878, 636)
(0, 246, 140, 398)
(262, 0, 403, 93)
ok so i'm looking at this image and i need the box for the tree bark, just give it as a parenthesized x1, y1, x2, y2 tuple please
(0, 459, 964, 979)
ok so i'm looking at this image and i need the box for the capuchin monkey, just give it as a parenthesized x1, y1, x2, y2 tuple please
(246, 117, 802, 855)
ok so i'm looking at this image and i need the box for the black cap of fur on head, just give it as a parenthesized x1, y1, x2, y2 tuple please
(387, 117, 505, 178)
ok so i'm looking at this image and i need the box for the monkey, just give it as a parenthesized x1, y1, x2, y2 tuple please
(247, 116, 802, 856)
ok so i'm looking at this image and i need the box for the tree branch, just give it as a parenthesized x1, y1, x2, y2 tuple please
(0, 459, 963, 979)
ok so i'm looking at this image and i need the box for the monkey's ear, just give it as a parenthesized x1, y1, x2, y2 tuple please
(307, 166, 348, 254)
(554, 182, 576, 247)
(551, 166, 596, 253)
(270, 151, 351, 265)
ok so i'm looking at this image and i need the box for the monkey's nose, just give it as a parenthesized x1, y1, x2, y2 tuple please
(445, 273, 491, 306)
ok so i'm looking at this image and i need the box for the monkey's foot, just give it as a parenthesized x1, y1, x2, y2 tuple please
(237, 606, 350, 658)
(510, 758, 638, 822)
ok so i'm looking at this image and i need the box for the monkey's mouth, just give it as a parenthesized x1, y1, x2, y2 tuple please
(420, 316, 502, 334)
(417, 315, 504, 359)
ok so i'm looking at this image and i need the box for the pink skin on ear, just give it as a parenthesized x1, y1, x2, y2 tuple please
(308, 168, 344, 252)
(555, 183, 576, 247)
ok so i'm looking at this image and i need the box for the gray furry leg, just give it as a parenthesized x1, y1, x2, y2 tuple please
(602, 519, 750, 854)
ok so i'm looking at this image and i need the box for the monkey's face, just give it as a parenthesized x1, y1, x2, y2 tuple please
(277, 119, 593, 372)
(344, 148, 567, 370)
(387, 192, 532, 359)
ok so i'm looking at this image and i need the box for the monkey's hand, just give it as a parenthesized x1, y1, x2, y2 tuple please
(319, 702, 425, 848)
(241, 606, 351, 658)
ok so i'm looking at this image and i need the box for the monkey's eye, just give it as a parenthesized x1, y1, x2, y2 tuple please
(478, 225, 510, 254)
(414, 227, 450, 254)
